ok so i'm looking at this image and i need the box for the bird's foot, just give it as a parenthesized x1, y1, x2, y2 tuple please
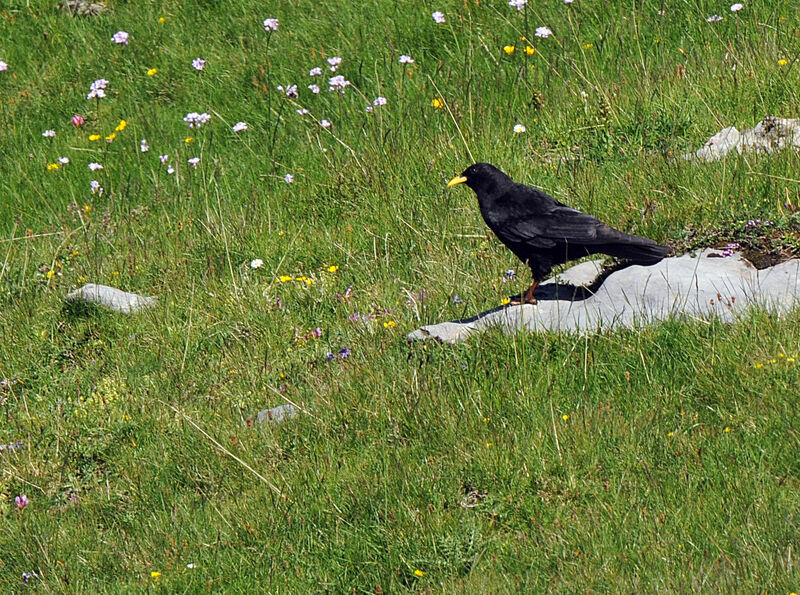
(509, 294, 537, 306)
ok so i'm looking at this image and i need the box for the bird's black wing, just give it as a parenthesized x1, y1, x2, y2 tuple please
(495, 203, 625, 248)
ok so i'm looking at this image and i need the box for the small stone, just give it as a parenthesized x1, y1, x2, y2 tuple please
(66, 284, 156, 314)
(254, 403, 298, 425)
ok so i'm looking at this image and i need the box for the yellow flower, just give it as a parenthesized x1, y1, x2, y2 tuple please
(667, 432, 673, 437)
(500, 297, 511, 305)
(158, 16, 166, 23)
(778, 59, 788, 66)
(754, 362, 763, 368)
(724, 427, 731, 433)
(413, 569, 426, 577)
(327, 265, 339, 273)
(431, 98, 443, 109)
(150, 571, 161, 579)
(185, 137, 194, 143)
(279, 275, 293, 282)
(383, 320, 396, 328)
(46, 163, 59, 171)
(583, 43, 593, 49)
(115, 120, 127, 131)
(486, 442, 492, 447)
(503, 45, 515, 55)
(562, 414, 569, 421)
(45, 269, 56, 279)
(105, 132, 116, 141)
(524, 46, 535, 55)
(305, 278, 314, 285)
(147, 68, 158, 76)
(83, 204, 91, 213)
(88, 134, 101, 141)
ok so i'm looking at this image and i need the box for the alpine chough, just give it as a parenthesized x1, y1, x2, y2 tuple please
(448, 162, 670, 304)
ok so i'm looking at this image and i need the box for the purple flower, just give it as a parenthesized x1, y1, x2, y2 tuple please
(327, 56, 342, 72)
(311, 327, 322, 338)
(453, 295, 464, 304)
(0, 61, 7, 72)
(320, 119, 332, 129)
(309, 67, 322, 77)
(308, 84, 320, 94)
(42, 129, 56, 138)
(87, 78, 109, 100)
(22, 572, 36, 584)
(111, 31, 129, 45)
(432, 11, 446, 23)
(187, 157, 200, 168)
(232, 121, 248, 132)
(192, 58, 206, 71)
(505, 269, 516, 280)
(183, 112, 211, 128)
(159, 154, 169, 164)
(263, 18, 279, 31)
(325, 351, 336, 362)
(140, 139, 149, 152)
(373, 96, 387, 107)
(277, 84, 298, 98)
(398, 55, 415, 64)
(338, 347, 351, 358)
(15, 494, 28, 510)
(90, 180, 103, 195)
(508, 0, 527, 10)
(88, 162, 103, 171)
(328, 75, 351, 93)
(284, 173, 294, 183)
(535, 26, 553, 38)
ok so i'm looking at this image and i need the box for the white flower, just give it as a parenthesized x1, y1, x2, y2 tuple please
(535, 26, 553, 38)
(432, 11, 445, 23)
(0, 61, 7, 72)
(159, 154, 169, 164)
(140, 139, 150, 152)
(309, 67, 322, 76)
(730, 3, 743, 12)
(366, 106, 373, 113)
(308, 84, 320, 94)
(564, 0, 574, 3)
(42, 130, 56, 138)
(111, 31, 129, 45)
(187, 157, 200, 168)
(90, 180, 103, 195)
(513, 124, 526, 133)
(327, 57, 342, 72)
(277, 84, 298, 98)
(707, 14, 723, 22)
(284, 173, 294, 183)
(508, 0, 527, 11)
(183, 112, 211, 128)
(328, 75, 351, 93)
(87, 78, 108, 100)
(250, 258, 264, 269)
(263, 18, 279, 31)
(192, 58, 206, 71)
(58, 157, 70, 164)
(167, 165, 175, 174)
(88, 162, 103, 171)
(296, 108, 309, 115)
(373, 96, 387, 107)
(186, 563, 197, 570)
(232, 121, 248, 132)
(398, 55, 414, 64)
(320, 119, 331, 129)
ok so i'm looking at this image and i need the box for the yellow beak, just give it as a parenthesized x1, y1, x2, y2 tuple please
(447, 175, 467, 188)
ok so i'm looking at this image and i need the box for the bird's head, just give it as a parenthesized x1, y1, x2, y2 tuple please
(447, 162, 511, 199)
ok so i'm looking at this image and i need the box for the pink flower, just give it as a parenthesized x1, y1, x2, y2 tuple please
(263, 18, 279, 31)
(15, 494, 28, 510)
(72, 114, 85, 127)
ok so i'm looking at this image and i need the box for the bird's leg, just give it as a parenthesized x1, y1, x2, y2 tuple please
(522, 280, 538, 304)
(510, 281, 539, 306)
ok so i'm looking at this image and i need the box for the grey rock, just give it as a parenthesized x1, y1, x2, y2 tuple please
(408, 250, 800, 342)
(254, 403, 298, 424)
(66, 284, 157, 314)
(685, 117, 800, 161)
(59, 1, 109, 15)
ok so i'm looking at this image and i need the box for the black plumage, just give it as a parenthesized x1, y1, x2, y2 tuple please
(448, 162, 670, 303)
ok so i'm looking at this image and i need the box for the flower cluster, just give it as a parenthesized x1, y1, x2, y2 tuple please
(87, 78, 109, 100)
(183, 112, 211, 128)
(111, 31, 129, 45)
(328, 75, 351, 93)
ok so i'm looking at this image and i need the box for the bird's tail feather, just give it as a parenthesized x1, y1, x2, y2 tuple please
(603, 241, 671, 264)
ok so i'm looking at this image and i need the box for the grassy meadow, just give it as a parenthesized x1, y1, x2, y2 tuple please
(1, 0, 800, 590)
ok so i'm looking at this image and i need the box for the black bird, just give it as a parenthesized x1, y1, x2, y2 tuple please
(448, 163, 670, 304)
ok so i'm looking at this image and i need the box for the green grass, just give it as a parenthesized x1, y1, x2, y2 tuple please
(1, 0, 800, 591)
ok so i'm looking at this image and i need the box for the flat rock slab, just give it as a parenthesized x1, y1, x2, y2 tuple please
(66, 284, 157, 314)
(409, 249, 800, 342)
(253, 403, 298, 425)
